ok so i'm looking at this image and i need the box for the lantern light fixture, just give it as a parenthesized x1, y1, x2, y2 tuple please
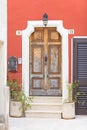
(43, 13, 48, 27)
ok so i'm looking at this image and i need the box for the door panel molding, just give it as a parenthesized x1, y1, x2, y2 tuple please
(48, 30, 61, 42)
(32, 78, 44, 89)
(48, 45, 61, 74)
(32, 45, 44, 74)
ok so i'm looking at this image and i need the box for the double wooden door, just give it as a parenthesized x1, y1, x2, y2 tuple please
(29, 28, 62, 96)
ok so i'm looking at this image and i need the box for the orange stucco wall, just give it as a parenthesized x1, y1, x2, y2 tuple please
(7, 0, 87, 82)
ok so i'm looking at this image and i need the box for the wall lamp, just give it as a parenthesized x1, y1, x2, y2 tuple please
(43, 13, 48, 27)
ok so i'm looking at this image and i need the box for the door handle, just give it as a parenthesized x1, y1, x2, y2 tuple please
(43, 74, 45, 78)
(47, 75, 49, 78)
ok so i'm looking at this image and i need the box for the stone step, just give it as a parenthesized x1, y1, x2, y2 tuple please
(29, 103, 62, 111)
(30, 96, 62, 104)
(25, 110, 62, 118)
(27, 96, 62, 118)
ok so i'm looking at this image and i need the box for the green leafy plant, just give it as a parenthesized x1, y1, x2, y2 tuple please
(7, 79, 22, 100)
(7, 79, 33, 111)
(18, 90, 33, 110)
(65, 80, 80, 103)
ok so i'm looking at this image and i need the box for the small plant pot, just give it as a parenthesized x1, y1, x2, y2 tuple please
(62, 102, 75, 119)
(10, 100, 23, 117)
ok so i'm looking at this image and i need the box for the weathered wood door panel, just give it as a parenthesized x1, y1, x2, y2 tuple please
(29, 28, 62, 96)
(73, 38, 87, 115)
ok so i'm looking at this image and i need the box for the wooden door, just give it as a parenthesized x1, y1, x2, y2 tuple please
(29, 28, 62, 96)
(73, 38, 87, 115)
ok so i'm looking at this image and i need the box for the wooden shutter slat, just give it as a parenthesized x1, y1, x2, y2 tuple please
(77, 43, 87, 79)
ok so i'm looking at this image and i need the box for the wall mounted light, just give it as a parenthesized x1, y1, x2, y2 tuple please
(43, 13, 48, 27)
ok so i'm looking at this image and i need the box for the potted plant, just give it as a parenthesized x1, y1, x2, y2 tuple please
(62, 80, 80, 119)
(7, 79, 32, 117)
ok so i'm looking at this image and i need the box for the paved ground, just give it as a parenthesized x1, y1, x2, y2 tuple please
(9, 116, 87, 130)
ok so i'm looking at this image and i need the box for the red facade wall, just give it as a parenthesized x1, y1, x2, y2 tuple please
(7, 0, 87, 82)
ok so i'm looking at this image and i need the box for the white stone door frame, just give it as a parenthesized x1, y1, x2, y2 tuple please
(21, 20, 69, 101)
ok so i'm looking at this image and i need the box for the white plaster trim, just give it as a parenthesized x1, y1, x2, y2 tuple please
(0, 1, 7, 126)
(0, 0, 7, 88)
(0, 39, 7, 88)
(22, 20, 69, 100)
(0, 41, 4, 87)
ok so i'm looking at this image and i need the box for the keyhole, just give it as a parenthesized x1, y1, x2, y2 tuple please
(45, 56, 47, 62)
